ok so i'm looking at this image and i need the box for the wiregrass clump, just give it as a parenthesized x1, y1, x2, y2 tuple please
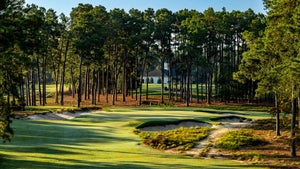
(135, 127, 210, 151)
(216, 129, 266, 150)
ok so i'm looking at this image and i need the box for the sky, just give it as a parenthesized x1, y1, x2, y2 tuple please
(25, 0, 266, 16)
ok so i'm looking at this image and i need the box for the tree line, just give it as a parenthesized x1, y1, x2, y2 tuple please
(2, 0, 267, 106)
(235, 0, 299, 157)
(0, 0, 265, 141)
(1, 0, 299, 152)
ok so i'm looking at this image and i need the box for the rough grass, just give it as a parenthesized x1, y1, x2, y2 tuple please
(216, 129, 266, 150)
(0, 107, 269, 169)
(216, 119, 300, 168)
(136, 127, 210, 150)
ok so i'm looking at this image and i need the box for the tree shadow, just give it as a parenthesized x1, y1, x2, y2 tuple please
(0, 153, 265, 169)
(0, 111, 270, 169)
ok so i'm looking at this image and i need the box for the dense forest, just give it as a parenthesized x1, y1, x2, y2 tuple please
(0, 1, 266, 107)
(0, 0, 299, 153)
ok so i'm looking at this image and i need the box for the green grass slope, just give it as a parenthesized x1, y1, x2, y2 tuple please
(0, 107, 269, 169)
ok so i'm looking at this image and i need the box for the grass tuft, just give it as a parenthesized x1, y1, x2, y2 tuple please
(216, 129, 266, 150)
(136, 127, 210, 150)
(232, 152, 265, 161)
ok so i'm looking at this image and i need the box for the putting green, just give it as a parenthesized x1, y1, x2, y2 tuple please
(0, 107, 268, 169)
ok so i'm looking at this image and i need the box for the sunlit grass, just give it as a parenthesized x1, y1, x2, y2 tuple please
(25, 106, 80, 112)
(0, 107, 270, 168)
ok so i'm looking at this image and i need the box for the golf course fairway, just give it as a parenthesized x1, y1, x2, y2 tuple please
(0, 107, 268, 169)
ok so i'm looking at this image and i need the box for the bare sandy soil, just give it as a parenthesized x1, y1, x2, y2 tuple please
(26, 111, 91, 120)
(139, 116, 251, 158)
(185, 122, 251, 157)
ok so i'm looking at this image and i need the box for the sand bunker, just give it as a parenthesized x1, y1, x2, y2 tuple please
(138, 120, 212, 132)
(26, 111, 91, 120)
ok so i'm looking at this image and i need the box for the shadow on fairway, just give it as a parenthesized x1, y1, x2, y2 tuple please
(0, 111, 268, 169)
(0, 154, 266, 169)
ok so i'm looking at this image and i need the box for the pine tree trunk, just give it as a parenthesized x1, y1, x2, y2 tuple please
(180, 74, 184, 102)
(290, 85, 297, 157)
(37, 57, 42, 105)
(97, 69, 101, 103)
(139, 77, 142, 106)
(161, 58, 165, 104)
(122, 64, 126, 102)
(114, 72, 118, 103)
(201, 73, 204, 102)
(77, 56, 83, 107)
(60, 39, 70, 106)
(207, 72, 212, 104)
(91, 69, 96, 105)
(175, 73, 178, 102)
(135, 57, 138, 101)
(70, 67, 75, 98)
(60, 40, 69, 106)
(25, 72, 31, 106)
(135, 77, 138, 101)
(190, 77, 193, 103)
(130, 73, 133, 99)
(87, 68, 90, 100)
(19, 72, 25, 111)
(54, 67, 59, 104)
(168, 60, 171, 102)
(112, 73, 116, 106)
(186, 70, 190, 107)
(106, 64, 109, 104)
(42, 56, 46, 106)
(196, 66, 199, 103)
(84, 67, 89, 100)
(31, 67, 36, 106)
(146, 64, 149, 100)
(298, 94, 300, 129)
(102, 67, 105, 97)
(275, 93, 280, 136)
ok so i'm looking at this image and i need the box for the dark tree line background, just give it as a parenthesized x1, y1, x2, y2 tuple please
(1, 1, 267, 108)
(0, 0, 299, 153)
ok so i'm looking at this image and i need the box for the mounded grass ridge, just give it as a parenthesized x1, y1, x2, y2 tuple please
(0, 107, 270, 169)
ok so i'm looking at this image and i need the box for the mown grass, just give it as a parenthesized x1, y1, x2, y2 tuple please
(0, 107, 269, 169)
(198, 105, 271, 112)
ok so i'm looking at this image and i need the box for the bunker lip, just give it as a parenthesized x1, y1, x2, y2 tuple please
(24, 111, 92, 120)
(210, 115, 251, 122)
(137, 119, 212, 132)
(194, 109, 247, 115)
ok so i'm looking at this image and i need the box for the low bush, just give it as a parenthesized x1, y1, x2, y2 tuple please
(157, 101, 173, 107)
(232, 152, 264, 161)
(157, 78, 162, 84)
(216, 129, 266, 150)
(137, 127, 210, 150)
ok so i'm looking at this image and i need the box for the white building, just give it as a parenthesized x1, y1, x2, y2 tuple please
(143, 70, 168, 84)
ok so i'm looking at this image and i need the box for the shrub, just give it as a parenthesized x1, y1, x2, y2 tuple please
(232, 152, 264, 161)
(216, 129, 265, 150)
(157, 101, 173, 107)
(137, 127, 210, 150)
(157, 78, 162, 84)
(149, 77, 154, 83)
